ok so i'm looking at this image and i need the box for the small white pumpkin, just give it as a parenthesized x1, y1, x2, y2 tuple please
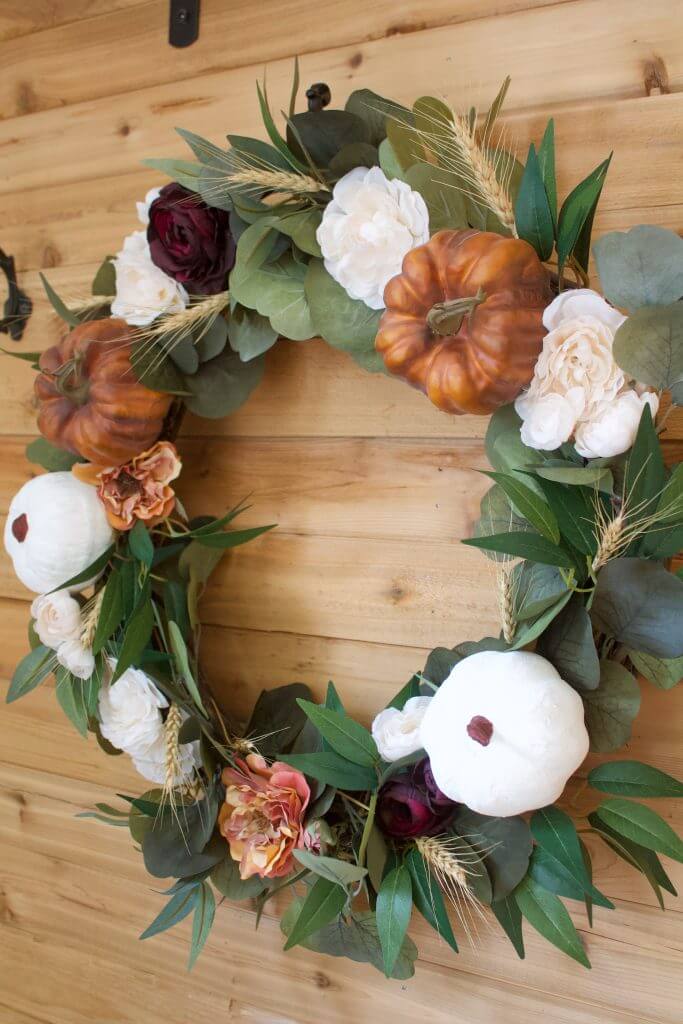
(3, 472, 114, 593)
(420, 650, 589, 817)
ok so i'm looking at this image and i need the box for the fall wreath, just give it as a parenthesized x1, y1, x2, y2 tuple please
(4, 70, 683, 977)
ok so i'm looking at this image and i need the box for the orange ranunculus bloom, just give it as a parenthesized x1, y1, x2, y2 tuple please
(72, 440, 181, 531)
(219, 753, 311, 880)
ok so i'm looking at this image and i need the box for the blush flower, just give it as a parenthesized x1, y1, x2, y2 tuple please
(219, 753, 310, 880)
(73, 441, 181, 531)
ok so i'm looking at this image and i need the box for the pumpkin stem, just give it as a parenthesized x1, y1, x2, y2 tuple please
(427, 288, 486, 336)
(467, 715, 493, 746)
(54, 356, 90, 406)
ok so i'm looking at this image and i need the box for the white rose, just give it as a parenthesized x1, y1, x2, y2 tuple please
(131, 731, 201, 785)
(98, 661, 168, 756)
(542, 288, 626, 334)
(316, 166, 430, 310)
(136, 186, 161, 226)
(56, 639, 95, 680)
(518, 390, 583, 451)
(574, 388, 659, 459)
(31, 590, 82, 649)
(111, 230, 188, 327)
(371, 696, 431, 762)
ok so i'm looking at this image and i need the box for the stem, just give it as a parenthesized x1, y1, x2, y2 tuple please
(357, 791, 378, 869)
(427, 288, 486, 336)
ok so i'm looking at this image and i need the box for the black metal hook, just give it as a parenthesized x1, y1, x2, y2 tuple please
(0, 248, 32, 342)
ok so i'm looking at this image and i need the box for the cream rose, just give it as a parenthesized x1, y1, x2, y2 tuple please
(371, 696, 431, 762)
(574, 389, 659, 459)
(111, 230, 188, 327)
(56, 638, 95, 680)
(31, 590, 82, 649)
(316, 166, 430, 310)
(98, 662, 168, 755)
(130, 731, 200, 785)
(136, 186, 162, 227)
(516, 289, 657, 457)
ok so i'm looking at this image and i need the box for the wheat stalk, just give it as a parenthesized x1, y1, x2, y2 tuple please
(497, 565, 517, 644)
(225, 165, 329, 197)
(415, 835, 489, 945)
(408, 105, 517, 235)
(164, 703, 184, 792)
(81, 587, 105, 650)
(68, 295, 115, 315)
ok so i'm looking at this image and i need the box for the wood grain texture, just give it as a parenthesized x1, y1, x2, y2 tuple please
(0, 1, 682, 1021)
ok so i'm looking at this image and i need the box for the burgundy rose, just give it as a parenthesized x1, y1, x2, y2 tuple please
(147, 183, 235, 295)
(377, 758, 456, 839)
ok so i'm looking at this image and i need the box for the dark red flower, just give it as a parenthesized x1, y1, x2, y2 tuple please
(147, 183, 235, 295)
(377, 758, 456, 839)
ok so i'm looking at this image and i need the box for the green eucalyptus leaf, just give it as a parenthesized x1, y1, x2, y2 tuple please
(628, 649, 683, 690)
(404, 162, 468, 232)
(269, 207, 322, 257)
(143, 157, 205, 193)
(195, 315, 228, 363)
(583, 661, 641, 753)
(286, 109, 370, 168)
(536, 595, 600, 691)
(345, 89, 409, 147)
(513, 562, 569, 622)
(210, 856, 267, 900)
(453, 807, 532, 901)
(329, 142, 379, 177)
(25, 437, 82, 471)
(227, 304, 278, 361)
(245, 682, 311, 758)
(231, 251, 313, 341)
(613, 303, 683, 396)
(183, 346, 265, 418)
(304, 259, 384, 372)
(591, 558, 683, 659)
(378, 137, 404, 180)
(594, 225, 683, 311)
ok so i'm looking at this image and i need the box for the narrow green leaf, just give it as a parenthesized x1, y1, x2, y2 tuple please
(140, 887, 198, 940)
(6, 645, 53, 703)
(485, 471, 559, 543)
(93, 572, 124, 654)
(168, 620, 207, 717)
(283, 876, 348, 950)
(530, 806, 610, 906)
(189, 882, 215, 969)
(40, 272, 81, 327)
(537, 118, 557, 228)
(293, 851, 367, 888)
(514, 876, 590, 967)
(557, 155, 611, 270)
(463, 531, 576, 568)
(297, 700, 379, 767)
(594, 799, 683, 862)
(376, 863, 413, 977)
(55, 669, 89, 737)
(279, 751, 377, 791)
(50, 544, 115, 594)
(588, 761, 683, 798)
(406, 847, 458, 953)
(491, 896, 525, 958)
(511, 589, 573, 651)
(193, 524, 276, 549)
(514, 143, 554, 260)
(128, 521, 155, 567)
(112, 588, 154, 681)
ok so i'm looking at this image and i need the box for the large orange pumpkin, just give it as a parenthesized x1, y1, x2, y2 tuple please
(375, 229, 552, 415)
(35, 318, 172, 466)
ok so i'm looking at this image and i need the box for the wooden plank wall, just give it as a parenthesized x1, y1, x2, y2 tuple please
(1, 2, 682, 1021)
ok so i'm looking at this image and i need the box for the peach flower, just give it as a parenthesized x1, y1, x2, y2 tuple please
(73, 441, 181, 531)
(219, 753, 310, 880)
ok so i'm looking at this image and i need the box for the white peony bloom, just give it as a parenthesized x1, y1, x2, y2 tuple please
(316, 166, 430, 310)
(98, 661, 168, 756)
(516, 288, 658, 456)
(56, 638, 95, 680)
(518, 390, 583, 451)
(371, 696, 431, 762)
(136, 186, 162, 226)
(574, 388, 659, 459)
(111, 230, 188, 327)
(131, 732, 201, 785)
(31, 590, 82, 649)
(98, 661, 200, 784)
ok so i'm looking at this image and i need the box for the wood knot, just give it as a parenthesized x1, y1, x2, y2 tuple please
(643, 56, 670, 96)
(313, 971, 331, 989)
(118, 121, 131, 137)
(349, 51, 363, 69)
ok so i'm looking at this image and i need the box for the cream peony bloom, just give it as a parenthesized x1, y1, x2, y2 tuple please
(111, 230, 188, 327)
(31, 590, 82, 649)
(316, 166, 430, 310)
(136, 186, 161, 227)
(574, 389, 659, 459)
(56, 638, 95, 680)
(516, 289, 658, 457)
(371, 696, 431, 762)
(98, 661, 199, 783)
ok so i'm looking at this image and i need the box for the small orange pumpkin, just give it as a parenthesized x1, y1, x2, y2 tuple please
(375, 229, 552, 415)
(35, 318, 172, 466)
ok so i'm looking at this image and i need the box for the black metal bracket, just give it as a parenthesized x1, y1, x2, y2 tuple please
(0, 249, 32, 342)
(169, 0, 200, 48)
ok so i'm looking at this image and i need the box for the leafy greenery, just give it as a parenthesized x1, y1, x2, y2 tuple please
(305, 260, 384, 372)
(376, 863, 413, 976)
(514, 876, 590, 967)
(613, 303, 683, 399)
(583, 661, 641, 753)
(591, 559, 683, 660)
(594, 225, 683, 311)
(588, 761, 683, 798)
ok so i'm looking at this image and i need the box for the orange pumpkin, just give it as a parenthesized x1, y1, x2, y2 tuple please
(35, 318, 172, 466)
(375, 229, 552, 415)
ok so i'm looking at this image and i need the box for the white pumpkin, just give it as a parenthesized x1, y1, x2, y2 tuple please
(420, 650, 589, 817)
(4, 472, 114, 593)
